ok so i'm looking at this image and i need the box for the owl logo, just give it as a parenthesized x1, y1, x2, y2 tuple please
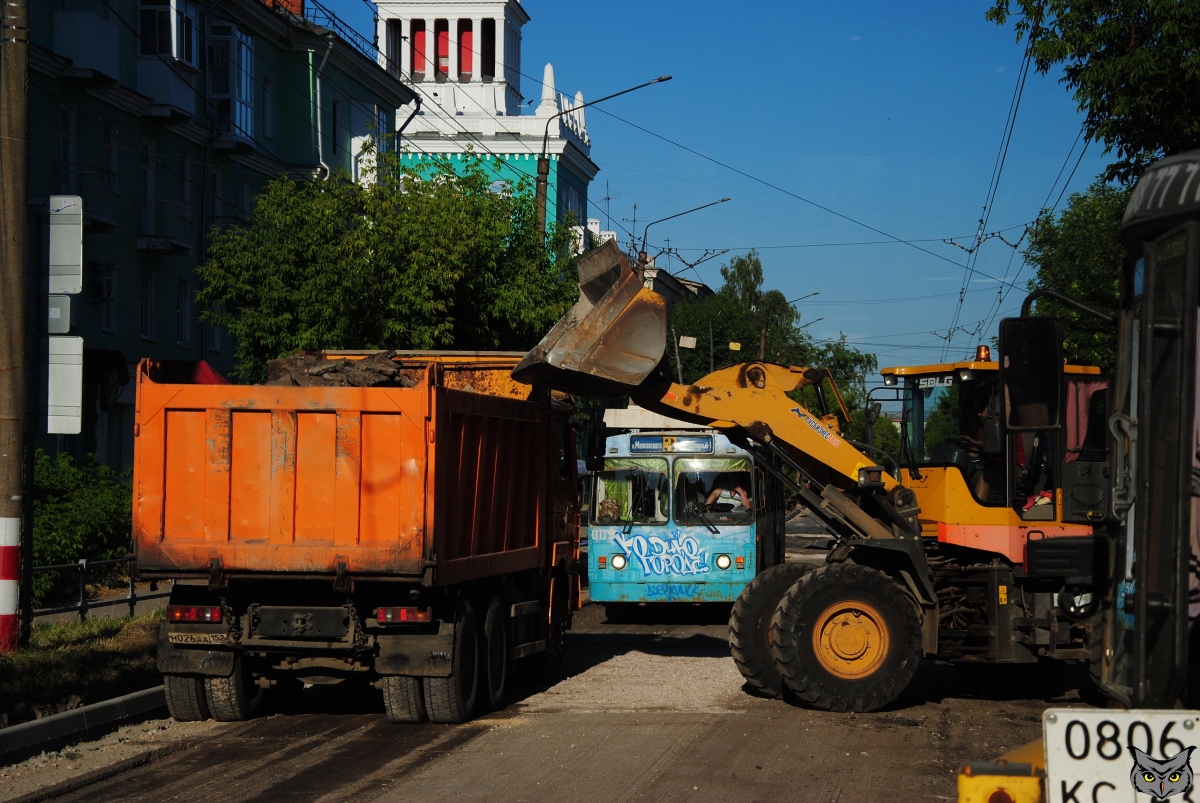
(1129, 745, 1195, 801)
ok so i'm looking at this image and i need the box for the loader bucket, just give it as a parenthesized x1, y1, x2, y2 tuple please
(513, 239, 667, 397)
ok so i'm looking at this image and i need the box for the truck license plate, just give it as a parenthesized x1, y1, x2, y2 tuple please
(1043, 708, 1200, 802)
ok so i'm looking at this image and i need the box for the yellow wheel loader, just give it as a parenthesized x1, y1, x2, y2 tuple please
(514, 239, 1107, 713)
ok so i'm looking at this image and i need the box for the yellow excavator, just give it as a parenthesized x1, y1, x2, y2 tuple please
(514, 239, 1107, 713)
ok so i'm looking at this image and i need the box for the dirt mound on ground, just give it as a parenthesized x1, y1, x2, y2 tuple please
(266, 352, 419, 388)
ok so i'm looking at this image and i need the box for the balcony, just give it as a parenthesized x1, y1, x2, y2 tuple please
(137, 60, 199, 120)
(52, 13, 119, 82)
(54, 163, 118, 231)
(137, 199, 194, 254)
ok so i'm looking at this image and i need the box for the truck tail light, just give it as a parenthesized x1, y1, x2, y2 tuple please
(377, 606, 432, 624)
(167, 605, 222, 623)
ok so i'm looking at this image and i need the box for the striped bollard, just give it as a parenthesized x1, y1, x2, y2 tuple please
(0, 517, 18, 651)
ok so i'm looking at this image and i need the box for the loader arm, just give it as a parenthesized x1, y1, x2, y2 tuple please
(629, 362, 898, 493)
(513, 240, 896, 493)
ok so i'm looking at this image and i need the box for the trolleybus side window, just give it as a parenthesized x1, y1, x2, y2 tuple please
(674, 457, 754, 525)
(592, 458, 669, 525)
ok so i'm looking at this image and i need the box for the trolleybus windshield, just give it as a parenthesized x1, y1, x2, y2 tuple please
(673, 457, 754, 526)
(591, 458, 670, 525)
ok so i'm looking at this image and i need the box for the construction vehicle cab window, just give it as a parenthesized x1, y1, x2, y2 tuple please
(889, 357, 1108, 517)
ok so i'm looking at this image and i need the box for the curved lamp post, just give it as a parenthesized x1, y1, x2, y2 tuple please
(536, 76, 672, 231)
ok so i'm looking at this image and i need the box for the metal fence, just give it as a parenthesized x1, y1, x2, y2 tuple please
(32, 556, 171, 621)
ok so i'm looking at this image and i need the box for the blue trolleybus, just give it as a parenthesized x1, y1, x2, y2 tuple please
(587, 407, 785, 604)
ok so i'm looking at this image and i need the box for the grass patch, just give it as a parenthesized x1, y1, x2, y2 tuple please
(0, 610, 164, 728)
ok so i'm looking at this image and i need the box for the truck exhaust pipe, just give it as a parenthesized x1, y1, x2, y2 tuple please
(512, 240, 668, 396)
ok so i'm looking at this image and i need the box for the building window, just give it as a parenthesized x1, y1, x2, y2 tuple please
(97, 267, 117, 334)
(331, 99, 340, 155)
(208, 22, 253, 138)
(139, 0, 198, 68)
(237, 178, 250, 222)
(411, 19, 426, 75)
(262, 77, 274, 140)
(207, 167, 221, 219)
(140, 140, 156, 234)
(58, 106, 75, 193)
(207, 320, 221, 353)
(376, 105, 388, 151)
(140, 273, 156, 340)
(103, 124, 118, 193)
(176, 280, 191, 346)
(179, 153, 192, 220)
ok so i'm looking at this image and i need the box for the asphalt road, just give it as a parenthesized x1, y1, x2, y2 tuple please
(36, 601, 1095, 803)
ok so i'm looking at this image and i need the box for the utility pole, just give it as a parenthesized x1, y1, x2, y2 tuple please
(0, 0, 28, 651)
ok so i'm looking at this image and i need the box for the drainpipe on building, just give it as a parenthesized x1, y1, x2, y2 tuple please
(313, 34, 335, 178)
(396, 95, 421, 148)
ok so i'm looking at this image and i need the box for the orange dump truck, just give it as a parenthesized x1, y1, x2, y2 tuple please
(134, 352, 579, 725)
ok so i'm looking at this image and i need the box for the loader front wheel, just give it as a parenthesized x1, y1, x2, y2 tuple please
(771, 563, 921, 713)
(728, 562, 814, 698)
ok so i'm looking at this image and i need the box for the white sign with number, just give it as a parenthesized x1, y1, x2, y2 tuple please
(1044, 708, 1200, 802)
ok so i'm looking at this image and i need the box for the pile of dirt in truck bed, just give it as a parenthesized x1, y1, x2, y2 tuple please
(266, 352, 419, 388)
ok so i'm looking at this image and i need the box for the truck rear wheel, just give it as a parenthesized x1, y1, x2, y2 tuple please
(481, 596, 508, 711)
(164, 674, 210, 722)
(205, 657, 263, 722)
(729, 562, 814, 698)
(382, 676, 427, 723)
(424, 600, 479, 723)
(771, 563, 921, 713)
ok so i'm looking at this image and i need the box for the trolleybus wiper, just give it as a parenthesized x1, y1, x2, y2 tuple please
(687, 502, 720, 534)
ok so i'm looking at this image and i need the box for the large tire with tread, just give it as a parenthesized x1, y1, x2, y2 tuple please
(205, 657, 263, 722)
(164, 674, 210, 722)
(771, 563, 921, 713)
(481, 596, 508, 711)
(424, 600, 479, 723)
(729, 562, 814, 698)
(382, 676, 428, 723)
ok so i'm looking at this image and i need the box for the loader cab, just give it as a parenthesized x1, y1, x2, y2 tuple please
(884, 352, 1108, 524)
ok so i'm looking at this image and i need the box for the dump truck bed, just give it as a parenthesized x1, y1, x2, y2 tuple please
(133, 353, 551, 586)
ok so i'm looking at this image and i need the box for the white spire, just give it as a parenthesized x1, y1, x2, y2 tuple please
(539, 63, 557, 113)
(574, 90, 585, 129)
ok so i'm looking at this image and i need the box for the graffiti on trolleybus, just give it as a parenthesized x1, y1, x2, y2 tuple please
(612, 531, 711, 576)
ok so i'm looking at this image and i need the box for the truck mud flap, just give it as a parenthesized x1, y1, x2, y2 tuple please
(157, 626, 236, 677)
(375, 623, 456, 677)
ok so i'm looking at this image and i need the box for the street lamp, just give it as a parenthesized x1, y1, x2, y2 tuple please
(639, 197, 731, 266)
(536, 75, 672, 231)
(798, 317, 825, 330)
(787, 292, 819, 304)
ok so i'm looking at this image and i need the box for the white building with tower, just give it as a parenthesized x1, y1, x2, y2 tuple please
(374, 0, 600, 231)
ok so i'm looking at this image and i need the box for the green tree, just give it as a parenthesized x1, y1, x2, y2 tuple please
(669, 252, 813, 384)
(33, 451, 132, 606)
(1023, 180, 1130, 373)
(668, 252, 878, 432)
(987, 0, 1200, 182)
(198, 148, 579, 381)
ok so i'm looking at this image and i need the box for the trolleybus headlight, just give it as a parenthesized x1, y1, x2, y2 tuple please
(610, 554, 627, 570)
(715, 554, 732, 570)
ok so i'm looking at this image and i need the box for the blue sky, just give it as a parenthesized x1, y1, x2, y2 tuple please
(326, 0, 1111, 372)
